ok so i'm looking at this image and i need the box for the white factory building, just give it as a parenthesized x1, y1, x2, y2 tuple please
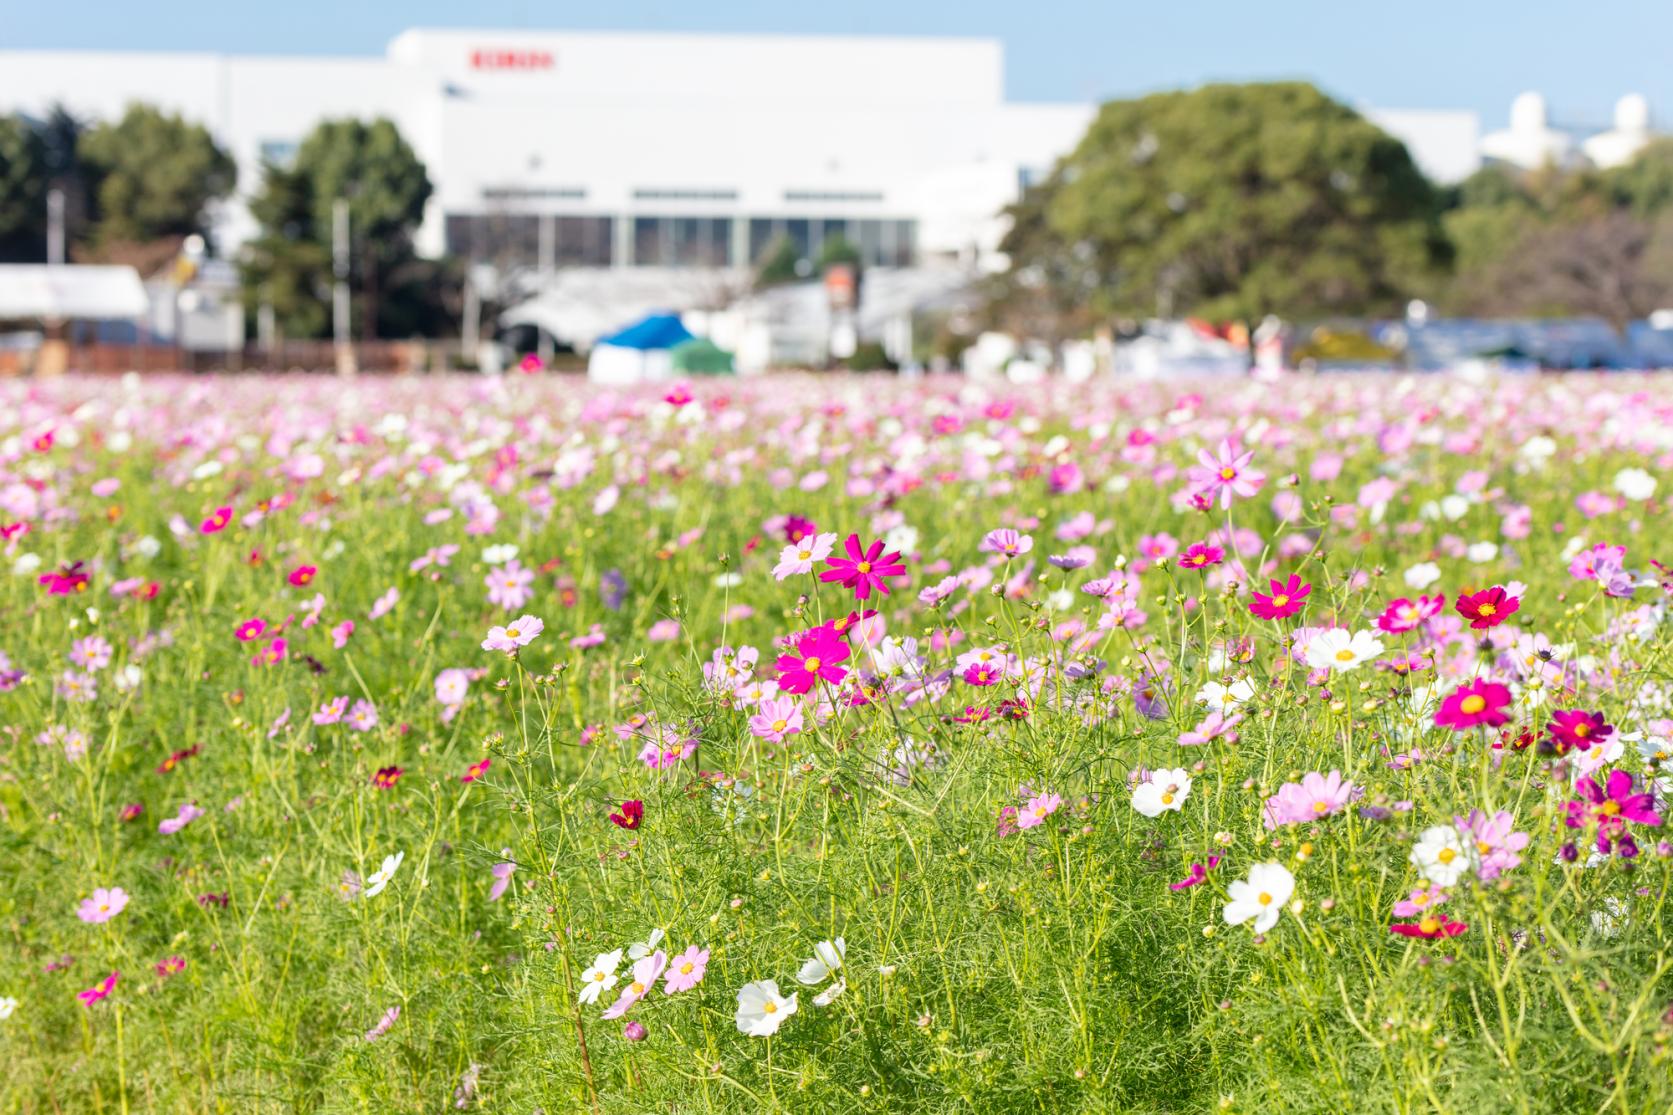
(0, 28, 1494, 276)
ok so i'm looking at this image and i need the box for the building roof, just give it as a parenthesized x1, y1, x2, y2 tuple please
(0, 265, 149, 320)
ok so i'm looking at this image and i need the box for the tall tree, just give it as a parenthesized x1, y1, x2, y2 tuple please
(0, 114, 49, 261)
(78, 104, 234, 247)
(291, 119, 433, 340)
(1002, 82, 1450, 342)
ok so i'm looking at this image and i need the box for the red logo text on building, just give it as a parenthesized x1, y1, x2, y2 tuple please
(469, 49, 555, 71)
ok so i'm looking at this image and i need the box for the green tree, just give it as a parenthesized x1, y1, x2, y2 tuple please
(241, 118, 435, 340)
(754, 234, 802, 289)
(78, 104, 234, 246)
(1007, 82, 1450, 342)
(0, 114, 49, 261)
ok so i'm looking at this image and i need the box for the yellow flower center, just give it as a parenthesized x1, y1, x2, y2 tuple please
(803, 657, 822, 673)
(1601, 800, 1621, 816)
(506, 626, 521, 639)
(771, 719, 788, 732)
(1271, 595, 1289, 607)
(857, 561, 872, 573)
(592, 972, 606, 982)
(763, 1001, 777, 1014)
(798, 550, 811, 560)
(1160, 792, 1175, 805)
(1418, 915, 1441, 935)
(1437, 848, 1456, 864)
(1257, 892, 1272, 906)
(1313, 800, 1330, 813)
(680, 962, 695, 975)
(1478, 603, 1496, 616)
(1459, 695, 1487, 715)
(630, 981, 645, 996)
(1574, 723, 1591, 737)
(1335, 648, 1356, 662)
(1477, 841, 1491, 854)
(1220, 467, 1236, 480)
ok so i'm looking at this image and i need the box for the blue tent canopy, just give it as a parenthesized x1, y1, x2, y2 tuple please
(597, 312, 694, 351)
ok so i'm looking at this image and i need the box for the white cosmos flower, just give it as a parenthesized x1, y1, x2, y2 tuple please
(735, 979, 798, 1036)
(1439, 494, 1470, 522)
(1614, 467, 1657, 502)
(482, 544, 519, 565)
(0, 995, 16, 1020)
(1131, 768, 1192, 817)
(1196, 679, 1255, 712)
(796, 938, 846, 985)
(1223, 862, 1295, 934)
(1304, 629, 1384, 672)
(578, 949, 623, 1005)
(627, 927, 665, 961)
(813, 978, 847, 1007)
(1410, 825, 1477, 887)
(362, 851, 404, 898)
(1404, 562, 1441, 589)
(1466, 541, 1499, 563)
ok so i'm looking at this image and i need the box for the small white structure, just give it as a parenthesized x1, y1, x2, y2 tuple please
(1583, 94, 1655, 169)
(1482, 92, 1579, 170)
(584, 312, 693, 384)
(0, 264, 149, 321)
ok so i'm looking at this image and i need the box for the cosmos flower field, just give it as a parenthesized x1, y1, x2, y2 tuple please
(2, 371, 1672, 1113)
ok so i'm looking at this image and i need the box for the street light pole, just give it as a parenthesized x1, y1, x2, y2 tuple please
(46, 188, 65, 265)
(332, 198, 354, 375)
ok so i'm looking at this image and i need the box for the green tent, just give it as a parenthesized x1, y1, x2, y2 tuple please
(670, 337, 735, 375)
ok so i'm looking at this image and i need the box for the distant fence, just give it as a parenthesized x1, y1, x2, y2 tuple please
(0, 341, 473, 376)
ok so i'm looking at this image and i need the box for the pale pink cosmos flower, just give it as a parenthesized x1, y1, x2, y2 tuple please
(602, 951, 668, 1019)
(158, 802, 205, 835)
(488, 860, 515, 902)
(748, 695, 804, 743)
(773, 532, 838, 581)
(1016, 791, 1062, 830)
(331, 620, 355, 649)
(364, 1005, 400, 1042)
(77, 887, 129, 924)
(663, 946, 709, 994)
(1189, 440, 1266, 509)
(313, 696, 349, 725)
(485, 561, 535, 611)
(368, 587, 399, 621)
(1454, 809, 1530, 880)
(482, 616, 545, 653)
(979, 528, 1033, 559)
(1263, 770, 1357, 829)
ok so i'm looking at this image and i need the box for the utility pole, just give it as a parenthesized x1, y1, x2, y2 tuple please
(332, 198, 355, 375)
(46, 188, 65, 265)
(537, 212, 555, 364)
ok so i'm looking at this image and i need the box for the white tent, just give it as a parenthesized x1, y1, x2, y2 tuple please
(0, 265, 149, 320)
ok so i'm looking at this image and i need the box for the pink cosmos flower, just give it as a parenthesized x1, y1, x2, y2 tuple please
(1016, 791, 1062, 830)
(1248, 574, 1310, 620)
(748, 695, 804, 742)
(482, 615, 545, 654)
(1546, 708, 1612, 753)
(488, 861, 515, 902)
(1434, 679, 1513, 731)
(1189, 440, 1266, 509)
(368, 587, 399, 621)
(773, 532, 838, 580)
(288, 564, 317, 587)
(1564, 769, 1661, 855)
(199, 507, 232, 534)
(1376, 594, 1446, 634)
(78, 971, 120, 1006)
(1391, 886, 1448, 918)
(774, 626, 850, 695)
(77, 887, 129, 924)
(603, 951, 668, 1019)
(1389, 916, 1467, 939)
(1178, 709, 1242, 746)
(979, 528, 1033, 559)
(313, 696, 349, 725)
(819, 534, 907, 601)
(1262, 770, 1356, 829)
(1169, 856, 1222, 890)
(485, 561, 536, 610)
(331, 620, 355, 649)
(1454, 809, 1529, 880)
(1176, 543, 1224, 570)
(158, 802, 205, 835)
(251, 638, 286, 667)
(663, 946, 710, 994)
(234, 618, 268, 642)
(364, 1005, 400, 1042)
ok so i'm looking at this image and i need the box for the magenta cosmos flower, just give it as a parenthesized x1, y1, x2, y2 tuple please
(1176, 543, 1224, 570)
(1455, 586, 1519, 630)
(663, 945, 710, 994)
(1564, 769, 1661, 854)
(1376, 594, 1446, 634)
(819, 534, 906, 601)
(1389, 915, 1467, 939)
(78, 971, 120, 1006)
(1262, 770, 1356, 829)
(1546, 708, 1612, 753)
(1434, 679, 1513, 731)
(774, 627, 850, 694)
(77, 886, 130, 924)
(1189, 440, 1266, 509)
(1248, 574, 1310, 620)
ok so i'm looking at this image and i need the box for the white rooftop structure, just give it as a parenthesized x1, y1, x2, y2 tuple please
(0, 265, 149, 320)
(1583, 94, 1656, 169)
(1481, 92, 1580, 170)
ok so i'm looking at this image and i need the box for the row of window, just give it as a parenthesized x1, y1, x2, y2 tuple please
(443, 214, 918, 269)
(475, 187, 890, 205)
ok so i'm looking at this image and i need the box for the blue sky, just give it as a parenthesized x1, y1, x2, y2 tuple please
(4, 0, 1670, 127)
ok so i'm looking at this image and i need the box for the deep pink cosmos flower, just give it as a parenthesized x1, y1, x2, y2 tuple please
(819, 534, 906, 601)
(1262, 771, 1357, 828)
(199, 507, 233, 534)
(609, 800, 644, 830)
(783, 516, 818, 544)
(1249, 574, 1310, 620)
(1546, 708, 1613, 753)
(1189, 440, 1266, 509)
(1376, 594, 1446, 634)
(78, 971, 120, 1006)
(774, 626, 850, 694)
(1169, 855, 1222, 890)
(1564, 769, 1661, 854)
(1389, 916, 1468, 939)
(288, 564, 317, 587)
(1455, 587, 1519, 629)
(1434, 679, 1513, 730)
(1176, 543, 1224, 570)
(156, 955, 188, 978)
(234, 617, 267, 642)
(461, 757, 492, 783)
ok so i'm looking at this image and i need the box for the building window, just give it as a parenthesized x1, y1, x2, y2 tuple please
(445, 214, 613, 267)
(480, 186, 588, 202)
(631, 188, 739, 202)
(783, 189, 885, 203)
